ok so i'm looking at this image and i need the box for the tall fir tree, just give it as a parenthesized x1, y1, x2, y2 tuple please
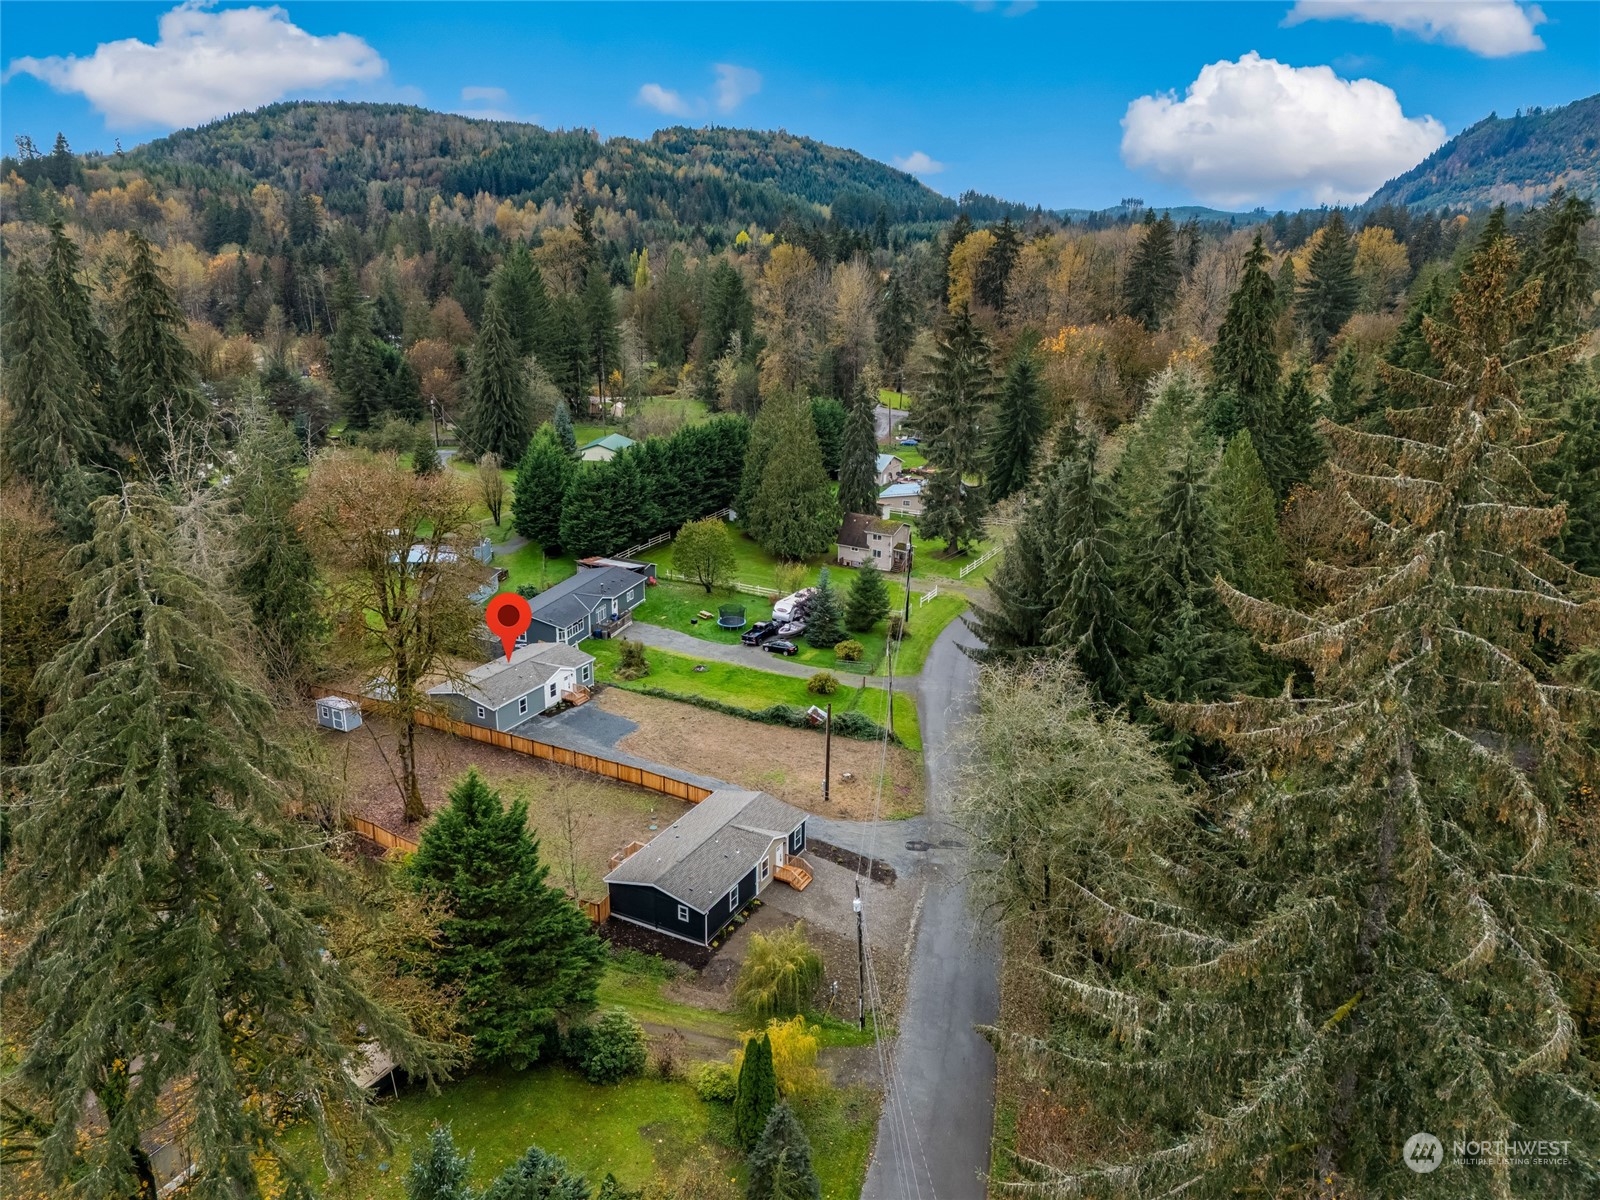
(876, 269, 915, 392)
(512, 424, 577, 550)
(845, 559, 892, 633)
(1206, 430, 1295, 605)
(1123, 212, 1181, 331)
(744, 393, 839, 561)
(837, 381, 881, 517)
(582, 269, 621, 403)
(986, 341, 1047, 502)
(328, 264, 391, 430)
(1323, 341, 1367, 427)
(1546, 365, 1600, 575)
(1262, 359, 1326, 495)
(803, 567, 845, 649)
(1524, 193, 1595, 351)
(113, 231, 207, 461)
(965, 470, 1064, 656)
(746, 1101, 822, 1200)
(412, 424, 442, 476)
(44, 221, 116, 425)
(8, 485, 436, 1199)
(553, 398, 577, 455)
(1206, 233, 1279, 442)
(493, 244, 554, 361)
(733, 1033, 780, 1151)
(460, 291, 534, 463)
(1296, 211, 1360, 359)
(917, 306, 993, 552)
(409, 770, 606, 1069)
(975, 217, 1022, 314)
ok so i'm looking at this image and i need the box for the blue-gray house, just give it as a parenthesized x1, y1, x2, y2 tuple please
(522, 564, 649, 646)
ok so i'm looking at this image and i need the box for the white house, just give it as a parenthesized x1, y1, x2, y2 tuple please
(878, 479, 924, 518)
(427, 642, 596, 731)
(874, 453, 904, 487)
(836, 513, 913, 570)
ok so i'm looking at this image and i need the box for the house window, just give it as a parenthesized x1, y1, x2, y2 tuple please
(727, 883, 739, 910)
(548, 682, 557, 697)
(676, 904, 689, 923)
(760, 859, 770, 882)
(518, 696, 528, 715)
(790, 827, 804, 852)
(319, 707, 329, 720)
(874, 548, 882, 558)
(476, 705, 486, 719)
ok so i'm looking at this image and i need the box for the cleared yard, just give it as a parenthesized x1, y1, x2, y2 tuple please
(324, 716, 690, 898)
(598, 689, 925, 820)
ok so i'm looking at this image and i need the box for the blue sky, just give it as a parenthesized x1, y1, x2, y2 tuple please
(3, 2, 1597, 211)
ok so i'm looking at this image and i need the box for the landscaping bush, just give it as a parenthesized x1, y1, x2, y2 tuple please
(833, 639, 865, 663)
(805, 672, 839, 696)
(733, 1033, 778, 1150)
(803, 568, 844, 649)
(773, 562, 806, 596)
(695, 1060, 738, 1103)
(405, 1124, 472, 1200)
(886, 612, 905, 641)
(732, 1016, 822, 1098)
(735, 925, 824, 1018)
(565, 1008, 648, 1084)
(832, 711, 886, 739)
(613, 638, 650, 681)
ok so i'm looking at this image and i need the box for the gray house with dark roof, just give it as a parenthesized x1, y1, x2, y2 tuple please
(605, 790, 810, 945)
(521, 564, 649, 646)
(427, 642, 595, 731)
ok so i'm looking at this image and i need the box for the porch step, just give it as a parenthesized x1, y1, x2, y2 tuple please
(774, 861, 813, 891)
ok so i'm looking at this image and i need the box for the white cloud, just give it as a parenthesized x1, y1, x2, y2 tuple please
(637, 82, 693, 117)
(712, 63, 761, 113)
(4, 1, 385, 129)
(1120, 52, 1447, 207)
(894, 150, 946, 176)
(461, 85, 508, 105)
(1285, 1, 1546, 57)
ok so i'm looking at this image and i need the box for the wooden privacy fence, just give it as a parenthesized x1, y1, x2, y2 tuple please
(348, 815, 418, 854)
(317, 689, 714, 806)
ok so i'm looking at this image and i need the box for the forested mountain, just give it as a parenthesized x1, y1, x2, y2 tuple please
(115, 101, 963, 233)
(1365, 93, 1600, 212)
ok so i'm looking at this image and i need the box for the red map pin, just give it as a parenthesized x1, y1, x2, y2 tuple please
(484, 592, 532, 662)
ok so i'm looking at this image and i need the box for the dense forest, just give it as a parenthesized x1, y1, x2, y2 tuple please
(1, 97, 1598, 1198)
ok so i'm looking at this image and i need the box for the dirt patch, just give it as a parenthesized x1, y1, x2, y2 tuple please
(596, 689, 925, 819)
(808, 839, 897, 886)
(324, 714, 691, 898)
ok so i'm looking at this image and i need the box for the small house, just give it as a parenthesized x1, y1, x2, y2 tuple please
(522, 564, 649, 645)
(878, 479, 925, 518)
(427, 642, 596, 731)
(836, 513, 913, 570)
(579, 433, 637, 463)
(315, 696, 363, 732)
(874, 453, 904, 487)
(605, 789, 811, 946)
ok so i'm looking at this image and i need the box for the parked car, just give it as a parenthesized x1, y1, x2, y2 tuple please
(898, 436, 920, 447)
(764, 640, 800, 656)
(776, 621, 806, 638)
(740, 621, 777, 646)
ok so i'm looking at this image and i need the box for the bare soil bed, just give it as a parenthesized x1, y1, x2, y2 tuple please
(323, 715, 690, 898)
(596, 689, 925, 820)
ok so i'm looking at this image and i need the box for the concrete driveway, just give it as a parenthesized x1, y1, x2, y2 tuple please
(861, 619, 999, 1200)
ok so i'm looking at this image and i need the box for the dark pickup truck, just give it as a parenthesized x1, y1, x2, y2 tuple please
(740, 620, 777, 646)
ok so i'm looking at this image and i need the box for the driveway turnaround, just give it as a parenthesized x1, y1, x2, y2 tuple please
(861, 619, 1000, 1200)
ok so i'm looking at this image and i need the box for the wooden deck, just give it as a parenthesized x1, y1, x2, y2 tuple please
(774, 856, 814, 891)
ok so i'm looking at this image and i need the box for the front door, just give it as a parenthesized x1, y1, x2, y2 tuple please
(775, 842, 786, 869)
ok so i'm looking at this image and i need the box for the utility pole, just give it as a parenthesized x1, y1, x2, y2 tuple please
(901, 550, 913, 632)
(854, 881, 866, 1030)
(823, 703, 832, 805)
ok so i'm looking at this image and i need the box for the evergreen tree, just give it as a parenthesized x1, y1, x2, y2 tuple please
(1296, 210, 1359, 358)
(1206, 233, 1279, 442)
(810, 396, 847, 475)
(1262, 360, 1325, 495)
(559, 455, 648, 558)
(837, 382, 880, 517)
(733, 1033, 779, 1151)
(113, 231, 207, 460)
(984, 229, 1600, 1197)
(413, 424, 442, 475)
(406, 1125, 474, 1200)
(965, 476, 1063, 655)
(493, 244, 553, 360)
(483, 1145, 590, 1200)
(877, 269, 915, 391)
(698, 261, 754, 398)
(546, 294, 589, 403)
(803, 568, 845, 649)
(986, 342, 1047, 502)
(231, 410, 325, 682)
(1524, 193, 1595, 350)
(2, 259, 106, 494)
(582, 269, 621, 403)
(746, 1101, 821, 1200)
(975, 217, 1021, 314)
(8, 485, 435, 1198)
(44, 220, 116, 423)
(1206, 431, 1294, 604)
(845, 559, 891, 632)
(1547, 365, 1600, 575)
(744, 393, 839, 561)
(512, 425, 576, 549)
(328, 265, 391, 430)
(409, 770, 606, 1069)
(1123, 213, 1180, 330)
(917, 306, 993, 552)
(460, 291, 534, 463)
(553, 398, 577, 455)
(1322, 341, 1366, 426)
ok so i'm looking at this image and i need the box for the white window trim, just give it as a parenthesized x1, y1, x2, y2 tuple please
(518, 696, 528, 715)
(676, 903, 689, 923)
(727, 884, 739, 910)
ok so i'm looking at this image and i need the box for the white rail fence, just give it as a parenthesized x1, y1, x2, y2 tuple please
(618, 507, 734, 562)
(958, 545, 1002, 578)
(919, 586, 941, 606)
(656, 569, 780, 599)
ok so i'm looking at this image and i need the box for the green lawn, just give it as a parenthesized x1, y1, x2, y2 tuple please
(636, 581, 964, 676)
(494, 541, 577, 592)
(877, 388, 914, 411)
(586, 640, 922, 752)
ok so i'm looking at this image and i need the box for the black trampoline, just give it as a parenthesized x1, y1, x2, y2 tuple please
(717, 603, 747, 630)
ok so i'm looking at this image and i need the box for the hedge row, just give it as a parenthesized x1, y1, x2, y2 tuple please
(625, 686, 899, 745)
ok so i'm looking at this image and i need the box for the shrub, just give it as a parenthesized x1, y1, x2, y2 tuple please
(735, 925, 824, 1019)
(832, 711, 883, 739)
(773, 562, 806, 596)
(833, 639, 865, 663)
(613, 638, 650, 681)
(805, 671, 839, 696)
(733, 1033, 778, 1150)
(695, 1059, 738, 1103)
(731, 1015, 822, 1098)
(626, 687, 898, 744)
(565, 1008, 647, 1084)
(887, 612, 905, 640)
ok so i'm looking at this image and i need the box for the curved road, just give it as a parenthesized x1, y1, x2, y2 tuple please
(862, 619, 1000, 1199)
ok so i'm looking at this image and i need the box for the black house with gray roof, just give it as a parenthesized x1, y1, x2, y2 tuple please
(605, 789, 809, 945)
(521, 564, 649, 646)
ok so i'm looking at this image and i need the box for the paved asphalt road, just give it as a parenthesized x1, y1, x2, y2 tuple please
(862, 619, 1000, 1200)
